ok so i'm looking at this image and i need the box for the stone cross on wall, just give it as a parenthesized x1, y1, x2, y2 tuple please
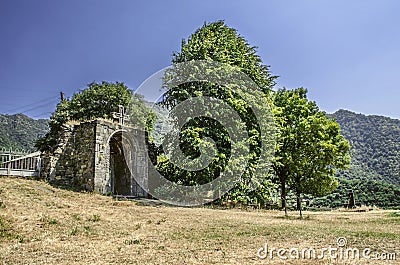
(112, 105, 129, 125)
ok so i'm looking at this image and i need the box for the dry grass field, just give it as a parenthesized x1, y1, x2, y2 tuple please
(0, 177, 399, 264)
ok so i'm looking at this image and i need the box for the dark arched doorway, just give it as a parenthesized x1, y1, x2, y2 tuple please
(109, 131, 134, 196)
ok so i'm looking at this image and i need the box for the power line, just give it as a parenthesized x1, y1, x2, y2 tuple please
(19, 101, 58, 114)
(31, 111, 53, 119)
(3, 95, 59, 113)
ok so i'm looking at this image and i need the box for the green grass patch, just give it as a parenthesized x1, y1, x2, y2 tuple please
(0, 216, 20, 242)
(87, 214, 100, 222)
(0, 216, 13, 239)
(70, 227, 79, 236)
(388, 212, 400, 218)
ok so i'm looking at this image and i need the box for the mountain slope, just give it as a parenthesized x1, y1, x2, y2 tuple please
(331, 109, 400, 188)
(305, 110, 400, 209)
(0, 114, 49, 152)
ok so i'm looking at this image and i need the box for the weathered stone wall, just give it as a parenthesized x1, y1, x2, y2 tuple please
(41, 121, 96, 190)
(41, 119, 148, 197)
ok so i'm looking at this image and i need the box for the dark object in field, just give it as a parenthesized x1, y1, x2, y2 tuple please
(348, 190, 356, 209)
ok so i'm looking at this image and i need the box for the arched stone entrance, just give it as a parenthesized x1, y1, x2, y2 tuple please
(98, 122, 148, 197)
(42, 119, 148, 197)
(109, 131, 132, 195)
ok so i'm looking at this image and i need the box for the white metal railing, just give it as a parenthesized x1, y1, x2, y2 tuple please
(0, 150, 41, 177)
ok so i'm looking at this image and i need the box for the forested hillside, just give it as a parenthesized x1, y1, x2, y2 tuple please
(311, 178, 400, 209)
(310, 110, 400, 209)
(331, 109, 400, 187)
(0, 114, 49, 152)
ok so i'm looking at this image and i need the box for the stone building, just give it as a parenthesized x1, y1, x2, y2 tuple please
(41, 119, 148, 197)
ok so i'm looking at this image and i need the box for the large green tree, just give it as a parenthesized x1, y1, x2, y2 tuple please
(272, 88, 350, 216)
(164, 21, 276, 100)
(36, 81, 153, 152)
(157, 21, 277, 204)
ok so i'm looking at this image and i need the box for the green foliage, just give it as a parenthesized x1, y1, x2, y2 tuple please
(36, 81, 153, 152)
(157, 21, 276, 204)
(310, 178, 400, 209)
(272, 88, 350, 214)
(169, 20, 276, 95)
(0, 114, 48, 152)
(331, 110, 400, 188)
(307, 110, 400, 209)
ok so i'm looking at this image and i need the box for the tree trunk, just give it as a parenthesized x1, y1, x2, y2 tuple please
(296, 192, 302, 218)
(281, 180, 287, 216)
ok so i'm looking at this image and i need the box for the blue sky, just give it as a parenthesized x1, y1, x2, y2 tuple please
(0, 0, 399, 119)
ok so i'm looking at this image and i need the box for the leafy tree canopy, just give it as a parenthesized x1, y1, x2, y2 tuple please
(163, 20, 277, 107)
(157, 21, 277, 204)
(36, 81, 153, 152)
(272, 88, 350, 216)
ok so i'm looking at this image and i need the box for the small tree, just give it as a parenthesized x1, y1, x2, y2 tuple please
(36, 81, 153, 152)
(272, 88, 350, 217)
